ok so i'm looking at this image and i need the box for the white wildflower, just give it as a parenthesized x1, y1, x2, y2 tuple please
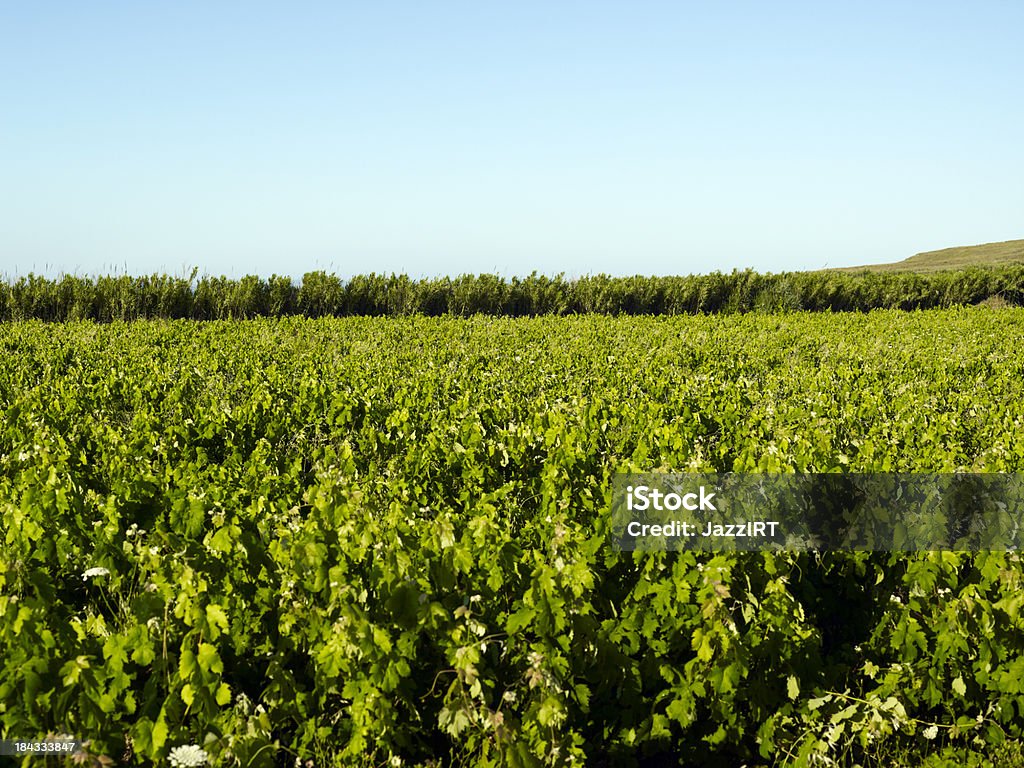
(922, 724, 939, 740)
(82, 567, 110, 581)
(168, 744, 208, 767)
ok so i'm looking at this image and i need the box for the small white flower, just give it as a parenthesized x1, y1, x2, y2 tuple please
(82, 567, 110, 581)
(168, 744, 208, 767)
(922, 724, 939, 740)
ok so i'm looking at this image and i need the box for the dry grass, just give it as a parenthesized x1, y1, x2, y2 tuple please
(976, 293, 1015, 309)
(834, 238, 1024, 273)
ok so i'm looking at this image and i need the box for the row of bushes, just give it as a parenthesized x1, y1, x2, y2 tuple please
(1, 266, 1023, 320)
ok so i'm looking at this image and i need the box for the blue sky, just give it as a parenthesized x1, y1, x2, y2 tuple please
(2, 2, 1022, 279)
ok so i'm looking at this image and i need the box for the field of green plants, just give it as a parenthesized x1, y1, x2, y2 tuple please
(3, 309, 1024, 767)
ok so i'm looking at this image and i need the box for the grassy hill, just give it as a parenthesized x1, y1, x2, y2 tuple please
(838, 238, 1024, 272)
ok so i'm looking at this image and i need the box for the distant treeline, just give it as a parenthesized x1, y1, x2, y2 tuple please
(2, 266, 1023, 321)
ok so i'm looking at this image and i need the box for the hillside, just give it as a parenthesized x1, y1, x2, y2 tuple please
(839, 238, 1024, 272)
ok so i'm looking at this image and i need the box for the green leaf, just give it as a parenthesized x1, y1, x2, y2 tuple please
(206, 604, 229, 639)
(197, 643, 224, 675)
(537, 696, 563, 726)
(152, 716, 168, 751)
(505, 607, 536, 634)
(787, 675, 800, 701)
(215, 682, 232, 706)
(807, 696, 830, 711)
(666, 696, 695, 726)
(179, 648, 196, 680)
(132, 641, 156, 666)
(952, 675, 967, 697)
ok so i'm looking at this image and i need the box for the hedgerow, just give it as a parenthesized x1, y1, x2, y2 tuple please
(1, 266, 1023, 320)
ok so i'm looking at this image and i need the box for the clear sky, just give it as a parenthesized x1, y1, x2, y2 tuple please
(2, 2, 1022, 279)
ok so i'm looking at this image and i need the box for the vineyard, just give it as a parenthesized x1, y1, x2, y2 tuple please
(3, 310, 1024, 766)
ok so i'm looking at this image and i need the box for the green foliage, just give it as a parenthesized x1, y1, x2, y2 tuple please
(1, 310, 1024, 766)
(2, 265, 1024, 320)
